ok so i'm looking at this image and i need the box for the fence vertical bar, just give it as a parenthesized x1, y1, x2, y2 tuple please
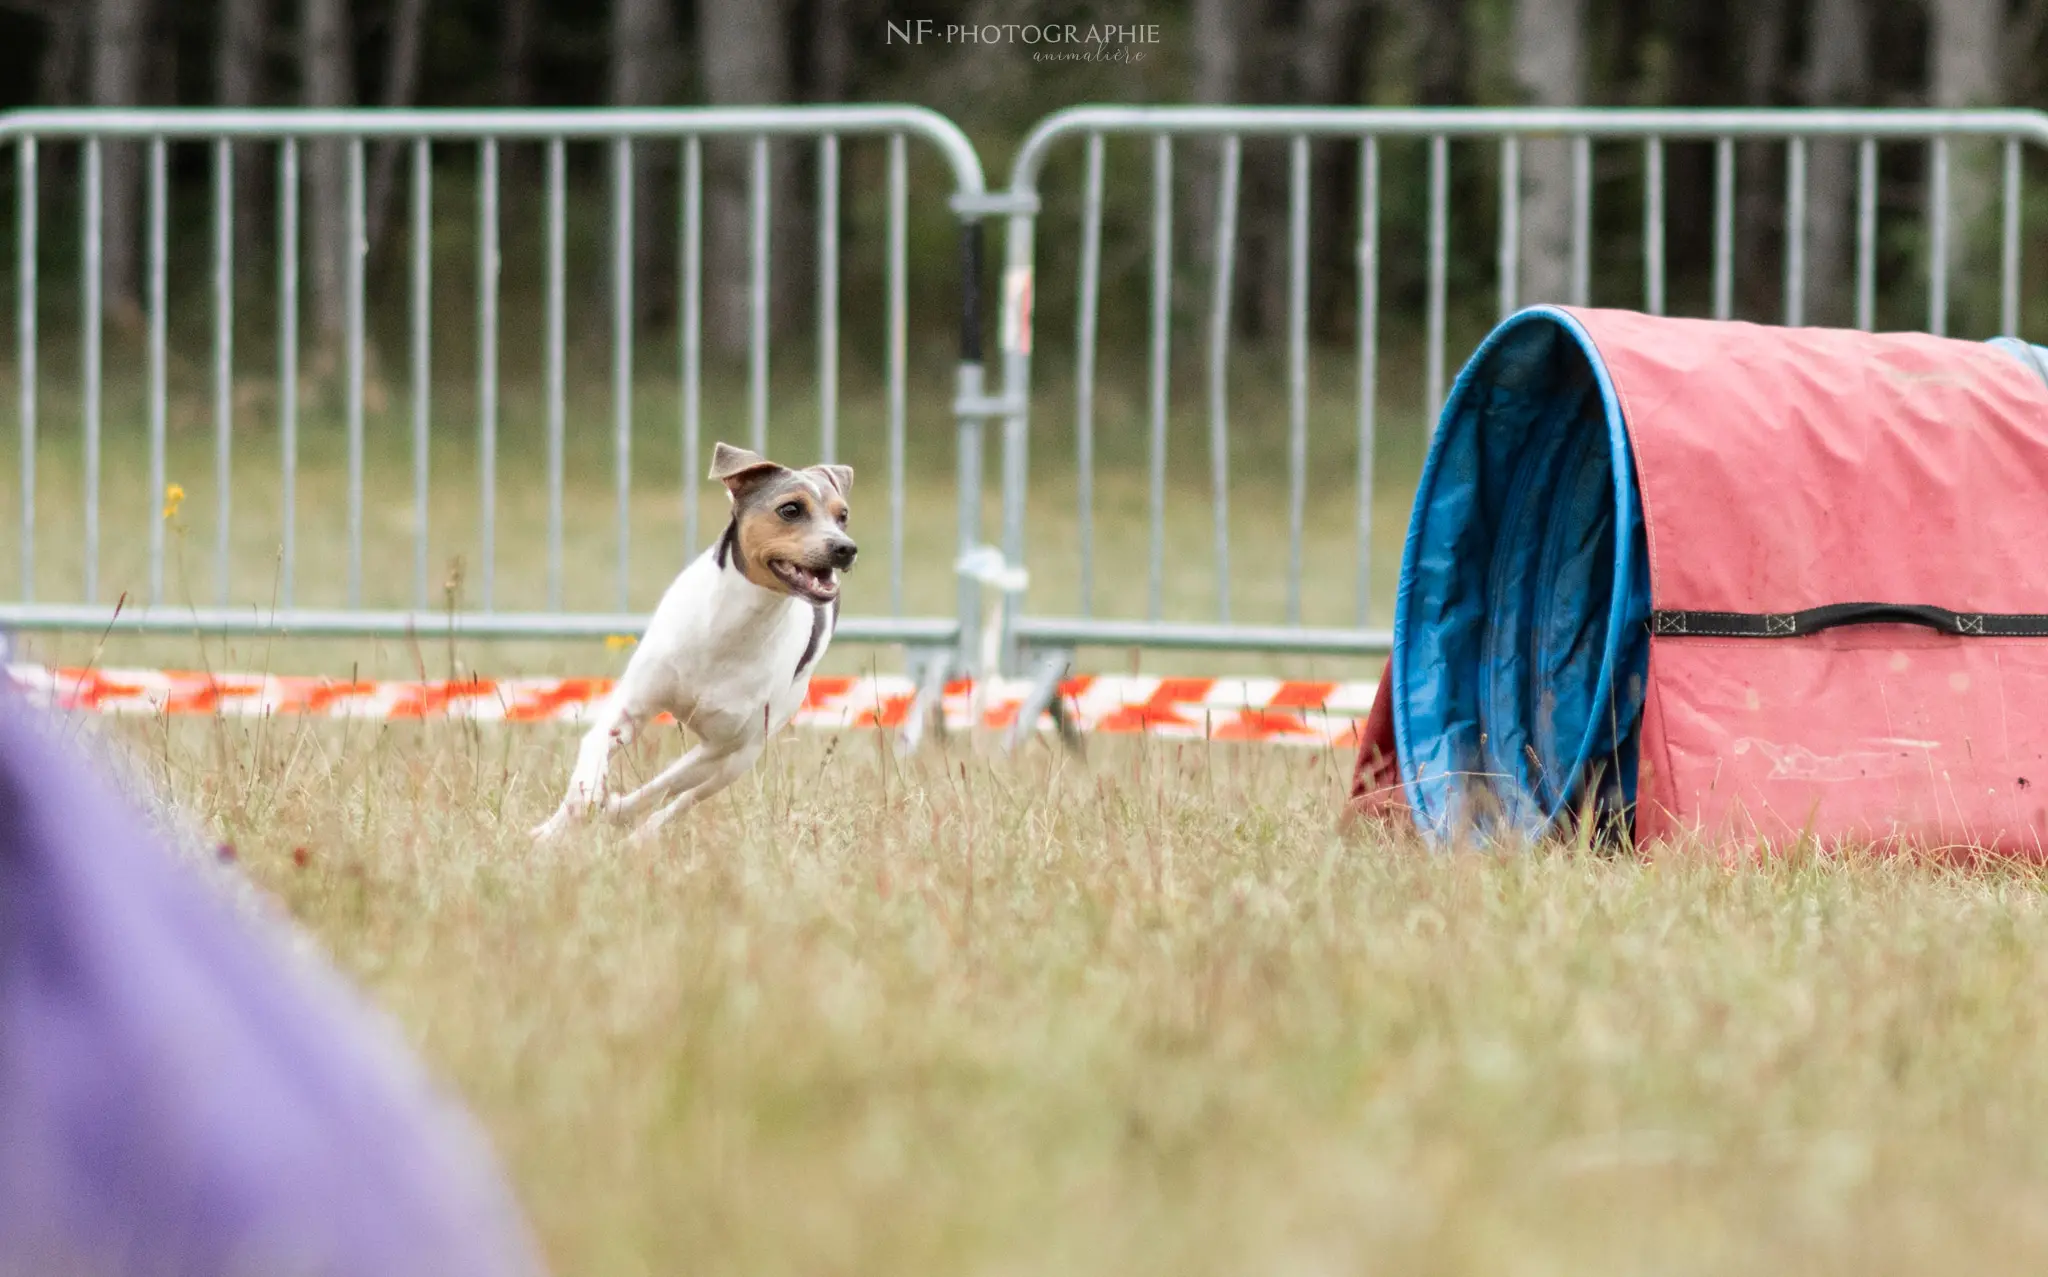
(1206, 135, 1239, 623)
(545, 137, 566, 611)
(478, 139, 498, 610)
(1497, 136, 1518, 319)
(278, 139, 297, 608)
(82, 141, 102, 604)
(818, 134, 839, 464)
(1424, 133, 1448, 426)
(144, 138, 167, 605)
(1929, 137, 1949, 337)
(1713, 137, 1734, 321)
(885, 135, 907, 615)
(681, 136, 703, 551)
(1856, 137, 1877, 332)
(409, 139, 430, 608)
(212, 139, 232, 606)
(1286, 133, 1311, 626)
(1644, 137, 1665, 316)
(1074, 132, 1103, 617)
(1357, 136, 1379, 627)
(2002, 136, 2021, 338)
(1147, 134, 1172, 623)
(1784, 137, 1806, 327)
(999, 212, 1028, 656)
(344, 137, 365, 607)
(749, 135, 770, 454)
(613, 137, 634, 611)
(1569, 134, 1591, 306)
(16, 138, 33, 602)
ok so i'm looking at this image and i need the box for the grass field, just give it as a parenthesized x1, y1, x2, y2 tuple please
(20, 359, 2048, 1273)
(93, 714, 2048, 1275)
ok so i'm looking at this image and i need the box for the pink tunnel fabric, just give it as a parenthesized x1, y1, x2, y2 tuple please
(1354, 310, 2048, 853)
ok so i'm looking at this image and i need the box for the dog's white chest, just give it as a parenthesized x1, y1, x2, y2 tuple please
(629, 552, 831, 746)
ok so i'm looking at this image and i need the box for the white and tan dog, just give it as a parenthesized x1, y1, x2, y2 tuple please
(532, 442, 856, 842)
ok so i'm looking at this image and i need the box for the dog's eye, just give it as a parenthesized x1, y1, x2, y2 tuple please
(835, 510, 848, 526)
(777, 502, 804, 521)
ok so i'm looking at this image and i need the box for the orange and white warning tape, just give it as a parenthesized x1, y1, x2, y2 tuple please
(3, 664, 1376, 748)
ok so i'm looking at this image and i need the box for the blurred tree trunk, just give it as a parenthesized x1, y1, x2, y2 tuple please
(495, 0, 539, 203)
(1405, 0, 1467, 106)
(366, 0, 429, 259)
(1735, 0, 1787, 317)
(613, 0, 679, 329)
(1803, 0, 1870, 327)
(38, 0, 87, 104)
(300, 0, 353, 347)
(216, 0, 271, 253)
(1203, 0, 1367, 340)
(91, 0, 150, 327)
(501, 0, 537, 105)
(1930, 0, 2004, 330)
(1513, 0, 1584, 304)
(1191, 0, 1238, 103)
(699, 0, 796, 350)
(1660, 1, 1727, 282)
(1300, 0, 1370, 336)
(1187, 0, 1240, 330)
(809, 0, 851, 101)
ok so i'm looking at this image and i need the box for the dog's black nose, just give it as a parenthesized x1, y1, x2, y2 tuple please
(831, 540, 858, 569)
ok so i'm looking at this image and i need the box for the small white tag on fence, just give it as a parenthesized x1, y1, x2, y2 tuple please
(1003, 266, 1034, 356)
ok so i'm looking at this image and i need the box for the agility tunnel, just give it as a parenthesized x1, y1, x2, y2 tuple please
(1352, 306, 2048, 852)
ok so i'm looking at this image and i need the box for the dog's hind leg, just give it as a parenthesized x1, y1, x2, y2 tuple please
(600, 742, 724, 824)
(626, 744, 762, 845)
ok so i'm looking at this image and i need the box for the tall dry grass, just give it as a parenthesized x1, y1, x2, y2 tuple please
(19, 350, 2048, 1272)
(91, 712, 2048, 1275)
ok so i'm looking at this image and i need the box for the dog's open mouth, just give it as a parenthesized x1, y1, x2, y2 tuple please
(769, 559, 840, 602)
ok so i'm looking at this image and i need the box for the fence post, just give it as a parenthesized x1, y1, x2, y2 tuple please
(955, 217, 987, 678)
(993, 184, 1047, 681)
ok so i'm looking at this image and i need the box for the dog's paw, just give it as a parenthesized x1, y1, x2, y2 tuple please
(623, 817, 674, 849)
(529, 809, 577, 842)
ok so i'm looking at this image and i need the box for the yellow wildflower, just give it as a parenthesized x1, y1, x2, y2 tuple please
(604, 634, 638, 652)
(162, 483, 185, 520)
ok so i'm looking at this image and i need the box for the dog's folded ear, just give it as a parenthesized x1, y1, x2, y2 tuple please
(808, 464, 854, 497)
(709, 442, 783, 494)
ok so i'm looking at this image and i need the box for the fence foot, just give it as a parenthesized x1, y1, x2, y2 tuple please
(1007, 649, 1081, 755)
(897, 648, 953, 755)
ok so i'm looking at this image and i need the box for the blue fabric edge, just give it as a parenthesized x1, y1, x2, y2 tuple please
(1989, 336, 2048, 390)
(1390, 305, 1641, 844)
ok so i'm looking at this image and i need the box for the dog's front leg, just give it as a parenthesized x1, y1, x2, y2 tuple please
(625, 744, 763, 845)
(531, 696, 643, 839)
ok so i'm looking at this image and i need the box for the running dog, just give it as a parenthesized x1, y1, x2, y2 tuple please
(531, 443, 855, 842)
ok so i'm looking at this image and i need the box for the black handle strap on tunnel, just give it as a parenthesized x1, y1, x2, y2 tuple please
(1652, 603, 2048, 639)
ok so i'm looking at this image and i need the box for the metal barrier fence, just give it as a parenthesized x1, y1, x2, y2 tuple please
(0, 106, 998, 703)
(7, 105, 2048, 744)
(988, 107, 2048, 734)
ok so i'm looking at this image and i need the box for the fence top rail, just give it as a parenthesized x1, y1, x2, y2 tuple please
(0, 105, 988, 196)
(1007, 104, 2048, 191)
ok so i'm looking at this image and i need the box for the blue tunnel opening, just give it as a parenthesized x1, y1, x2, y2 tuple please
(1391, 307, 1652, 844)
(1388, 315, 2048, 847)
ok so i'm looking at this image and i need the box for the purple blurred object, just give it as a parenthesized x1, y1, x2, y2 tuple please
(0, 694, 546, 1277)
